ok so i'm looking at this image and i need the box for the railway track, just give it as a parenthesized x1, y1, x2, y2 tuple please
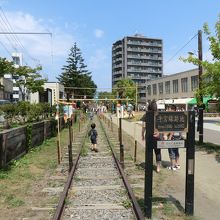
(53, 115, 144, 220)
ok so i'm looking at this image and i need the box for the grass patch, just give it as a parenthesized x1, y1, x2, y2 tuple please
(0, 133, 60, 212)
(0, 172, 9, 179)
(65, 198, 71, 205)
(81, 144, 88, 156)
(5, 195, 25, 207)
(121, 199, 132, 209)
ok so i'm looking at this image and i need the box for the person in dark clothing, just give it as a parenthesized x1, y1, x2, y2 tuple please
(88, 123, 98, 152)
(141, 99, 162, 172)
(167, 105, 181, 171)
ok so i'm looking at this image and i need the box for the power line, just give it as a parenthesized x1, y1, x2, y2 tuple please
(0, 7, 41, 65)
(0, 32, 52, 35)
(0, 40, 12, 57)
(164, 33, 198, 66)
(0, 6, 53, 67)
(0, 14, 17, 53)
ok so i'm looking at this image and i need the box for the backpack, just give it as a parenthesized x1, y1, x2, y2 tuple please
(88, 129, 97, 139)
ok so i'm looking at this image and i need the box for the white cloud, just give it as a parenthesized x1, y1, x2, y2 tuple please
(0, 10, 75, 80)
(88, 49, 112, 89)
(94, 29, 104, 38)
(88, 49, 109, 70)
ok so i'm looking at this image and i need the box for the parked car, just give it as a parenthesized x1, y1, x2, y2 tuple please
(0, 100, 11, 105)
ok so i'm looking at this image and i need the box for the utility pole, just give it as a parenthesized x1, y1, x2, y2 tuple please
(198, 30, 203, 144)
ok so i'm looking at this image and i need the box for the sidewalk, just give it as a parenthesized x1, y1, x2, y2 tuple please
(109, 113, 220, 220)
(196, 117, 220, 132)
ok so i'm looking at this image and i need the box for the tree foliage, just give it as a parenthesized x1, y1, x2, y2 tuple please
(0, 57, 14, 77)
(98, 91, 115, 100)
(13, 65, 47, 100)
(181, 15, 220, 99)
(0, 56, 46, 100)
(57, 42, 97, 99)
(112, 78, 136, 104)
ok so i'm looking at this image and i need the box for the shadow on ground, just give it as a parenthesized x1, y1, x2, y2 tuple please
(137, 195, 185, 215)
(135, 160, 172, 173)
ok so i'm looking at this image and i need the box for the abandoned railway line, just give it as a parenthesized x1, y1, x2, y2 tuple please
(49, 115, 144, 220)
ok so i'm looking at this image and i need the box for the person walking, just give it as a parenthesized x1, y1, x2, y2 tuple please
(127, 103, 134, 119)
(88, 123, 98, 152)
(141, 99, 162, 173)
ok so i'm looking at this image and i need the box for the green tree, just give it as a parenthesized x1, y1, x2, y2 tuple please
(113, 78, 136, 104)
(13, 65, 47, 101)
(181, 15, 220, 101)
(0, 57, 14, 77)
(0, 57, 46, 100)
(98, 91, 114, 100)
(57, 42, 97, 100)
(0, 57, 14, 89)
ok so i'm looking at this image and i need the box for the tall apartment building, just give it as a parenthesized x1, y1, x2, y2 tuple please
(112, 34, 163, 104)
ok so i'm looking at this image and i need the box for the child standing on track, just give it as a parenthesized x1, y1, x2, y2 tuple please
(88, 123, 98, 152)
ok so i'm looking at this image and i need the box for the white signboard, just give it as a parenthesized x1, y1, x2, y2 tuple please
(157, 140, 185, 149)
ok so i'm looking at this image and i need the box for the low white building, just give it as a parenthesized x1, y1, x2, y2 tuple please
(30, 82, 64, 106)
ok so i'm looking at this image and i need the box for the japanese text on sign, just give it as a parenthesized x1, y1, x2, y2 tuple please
(154, 111, 188, 132)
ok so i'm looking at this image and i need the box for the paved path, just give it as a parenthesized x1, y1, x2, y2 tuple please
(109, 114, 220, 220)
(195, 117, 220, 145)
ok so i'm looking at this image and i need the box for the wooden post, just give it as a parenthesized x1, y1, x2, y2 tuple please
(144, 111, 154, 219)
(68, 119, 73, 172)
(185, 111, 195, 215)
(134, 140, 137, 163)
(119, 118, 124, 168)
(57, 140, 61, 164)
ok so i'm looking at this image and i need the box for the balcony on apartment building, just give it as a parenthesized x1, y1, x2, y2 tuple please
(127, 40, 162, 47)
(127, 61, 162, 67)
(113, 64, 123, 68)
(113, 50, 123, 56)
(128, 68, 162, 74)
(127, 54, 162, 60)
(127, 48, 162, 53)
(113, 44, 122, 50)
(113, 57, 123, 63)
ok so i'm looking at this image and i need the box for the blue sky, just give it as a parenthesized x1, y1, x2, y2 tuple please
(0, 0, 219, 91)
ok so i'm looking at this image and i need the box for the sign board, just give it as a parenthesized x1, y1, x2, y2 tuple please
(157, 103, 165, 110)
(154, 111, 188, 133)
(157, 140, 185, 149)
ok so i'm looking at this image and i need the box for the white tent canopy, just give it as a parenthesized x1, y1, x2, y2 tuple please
(156, 98, 193, 110)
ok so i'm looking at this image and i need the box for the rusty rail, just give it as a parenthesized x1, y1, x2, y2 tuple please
(53, 122, 89, 220)
(99, 116, 145, 220)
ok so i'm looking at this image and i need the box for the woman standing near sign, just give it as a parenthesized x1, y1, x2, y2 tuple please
(167, 105, 181, 171)
(141, 99, 162, 173)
